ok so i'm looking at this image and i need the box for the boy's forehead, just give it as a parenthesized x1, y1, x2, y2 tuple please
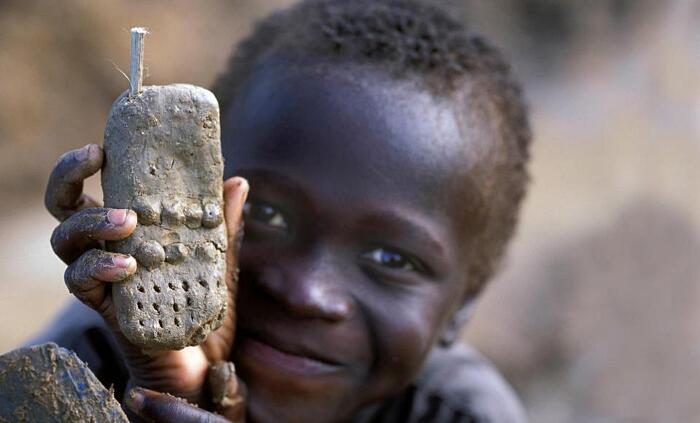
(222, 55, 490, 229)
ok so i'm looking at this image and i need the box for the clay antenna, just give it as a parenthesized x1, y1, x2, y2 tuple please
(129, 27, 149, 97)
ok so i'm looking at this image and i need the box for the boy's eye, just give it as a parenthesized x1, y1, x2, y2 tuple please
(361, 248, 416, 271)
(242, 201, 288, 230)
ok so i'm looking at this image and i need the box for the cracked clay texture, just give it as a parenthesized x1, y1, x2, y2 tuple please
(102, 84, 227, 351)
(0, 343, 128, 422)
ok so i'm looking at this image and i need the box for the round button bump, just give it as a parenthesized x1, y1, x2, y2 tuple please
(135, 240, 165, 269)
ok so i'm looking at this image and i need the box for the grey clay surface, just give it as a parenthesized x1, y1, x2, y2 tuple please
(0, 343, 128, 422)
(102, 84, 228, 351)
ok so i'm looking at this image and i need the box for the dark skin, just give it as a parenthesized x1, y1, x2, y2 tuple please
(46, 55, 496, 422)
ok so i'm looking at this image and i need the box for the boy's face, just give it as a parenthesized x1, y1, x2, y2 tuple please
(222, 55, 491, 422)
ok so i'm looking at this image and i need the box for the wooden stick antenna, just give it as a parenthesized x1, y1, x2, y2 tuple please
(129, 27, 149, 97)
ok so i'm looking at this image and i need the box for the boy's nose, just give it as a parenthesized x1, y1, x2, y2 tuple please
(255, 260, 354, 322)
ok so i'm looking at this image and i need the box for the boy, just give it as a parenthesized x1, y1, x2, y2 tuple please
(38, 0, 530, 421)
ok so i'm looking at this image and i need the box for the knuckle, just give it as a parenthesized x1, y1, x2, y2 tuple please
(65, 249, 102, 289)
(51, 145, 100, 184)
(44, 190, 57, 215)
(50, 224, 66, 254)
(45, 146, 104, 221)
(63, 262, 81, 290)
(53, 150, 80, 180)
(51, 209, 113, 259)
(44, 189, 67, 221)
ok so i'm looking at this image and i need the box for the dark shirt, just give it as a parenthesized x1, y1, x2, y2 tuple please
(30, 299, 527, 423)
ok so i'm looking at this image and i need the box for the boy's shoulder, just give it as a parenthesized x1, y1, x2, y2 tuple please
(355, 343, 527, 423)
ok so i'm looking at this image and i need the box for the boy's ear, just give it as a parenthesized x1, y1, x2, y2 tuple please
(438, 298, 476, 347)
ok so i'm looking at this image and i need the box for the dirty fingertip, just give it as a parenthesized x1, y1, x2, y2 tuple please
(112, 255, 137, 272)
(75, 145, 92, 162)
(237, 178, 250, 206)
(224, 176, 249, 196)
(78, 144, 104, 170)
(107, 209, 137, 227)
(125, 387, 145, 413)
(85, 144, 103, 162)
(224, 177, 249, 216)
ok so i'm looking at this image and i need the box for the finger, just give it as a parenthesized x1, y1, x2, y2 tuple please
(51, 208, 137, 263)
(223, 177, 249, 266)
(64, 249, 136, 315)
(208, 362, 246, 422)
(209, 177, 248, 353)
(45, 144, 103, 221)
(126, 388, 232, 423)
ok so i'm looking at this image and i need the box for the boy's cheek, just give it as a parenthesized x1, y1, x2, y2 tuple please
(387, 320, 435, 369)
(367, 298, 443, 386)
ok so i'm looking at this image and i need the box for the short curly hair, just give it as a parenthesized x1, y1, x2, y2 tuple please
(212, 0, 531, 297)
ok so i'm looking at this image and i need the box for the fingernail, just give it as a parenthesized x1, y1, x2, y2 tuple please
(240, 183, 249, 204)
(236, 179, 249, 201)
(107, 209, 129, 226)
(75, 145, 92, 162)
(112, 255, 136, 270)
(126, 388, 144, 412)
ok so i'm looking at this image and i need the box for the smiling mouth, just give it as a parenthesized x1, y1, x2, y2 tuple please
(238, 330, 343, 376)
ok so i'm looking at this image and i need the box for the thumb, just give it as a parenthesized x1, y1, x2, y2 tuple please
(203, 177, 248, 359)
(223, 177, 249, 269)
(208, 361, 247, 422)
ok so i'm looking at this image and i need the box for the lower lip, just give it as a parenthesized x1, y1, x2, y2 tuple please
(240, 336, 342, 376)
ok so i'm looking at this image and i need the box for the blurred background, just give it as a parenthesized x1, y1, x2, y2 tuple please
(0, 0, 698, 421)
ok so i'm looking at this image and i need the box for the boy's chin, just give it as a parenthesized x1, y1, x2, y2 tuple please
(234, 336, 362, 422)
(245, 389, 350, 423)
(242, 372, 358, 423)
